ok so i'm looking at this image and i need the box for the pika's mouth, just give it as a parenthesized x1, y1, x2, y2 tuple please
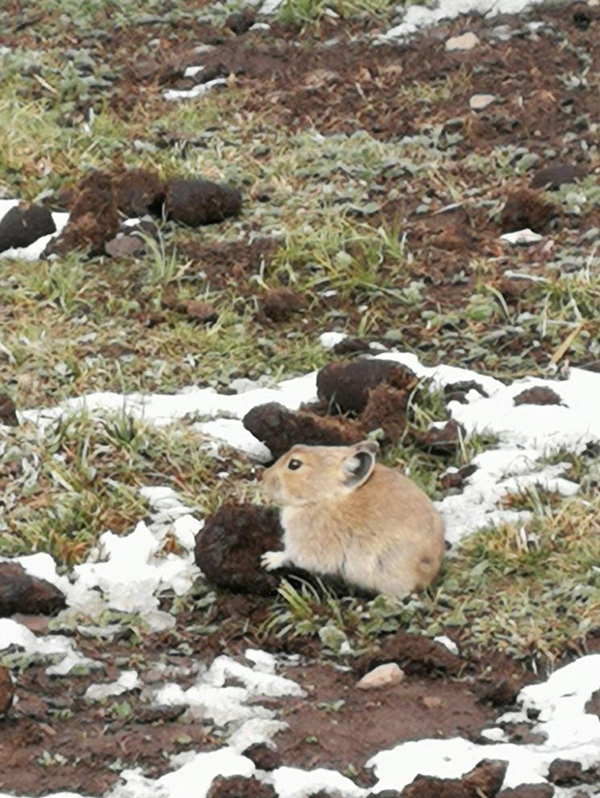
(262, 471, 281, 504)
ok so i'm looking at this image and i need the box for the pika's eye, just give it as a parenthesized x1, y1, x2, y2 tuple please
(288, 459, 302, 471)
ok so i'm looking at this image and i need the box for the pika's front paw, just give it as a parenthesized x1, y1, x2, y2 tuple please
(261, 551, 287, 572)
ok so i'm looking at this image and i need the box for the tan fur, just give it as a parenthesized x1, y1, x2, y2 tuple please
(261, 440, 445, 599)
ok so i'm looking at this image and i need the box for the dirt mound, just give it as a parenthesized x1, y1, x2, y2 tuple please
(500, 189, 558, 234)
(194, 503, 282, 595)
(317, 360, 417, 415)
(530, 163, 586, 190)
(0, 563, 66, 616)
(207, 776, 276, 798)
(399, 759, 507, 798)
(45, 171, 119, 257)
(115, 169, 164, 217)
(513, 387, 563, 406)
(165, 178, 242, 226)
(0, 203, 56, 253)
(243, 402, 364, 460)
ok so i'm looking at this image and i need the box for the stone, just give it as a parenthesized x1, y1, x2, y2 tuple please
(500, 229, 543, 246)
(513, 387, 563, 407)
(165, 178, 241, 227)
(469, 94, 496, 111)
(0, 562, 66, 617)
(356, 663, 405, 690)
(446, 32, 480, 51)
(530, 164, 587, 191)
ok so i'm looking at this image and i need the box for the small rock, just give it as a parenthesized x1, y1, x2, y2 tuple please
(0, 667, 14, 716)
(0, 393, 19, 426)
(585, 687, 600, 718)
(530, 163, 587, 190)
(440, 464, 477, 490)
(446, 32, 480, 51)
(547, 759, 593, 787)
(165, 178, 241, 226)
(332, 337, 373, 356)
(444, 380, 489, 404)
(260, 288, 306, 322)
(356, 663, 405, 690)
(194, 504, 282, 595)
(500, 229, 543, 246)
(105, 234, 146, 258)
(207, 776, 276, 798)
(513, 386, 563, 407)
(418, 420, 465, 454)
(317, 359, 417, 415)
(0, 562, 66, 617)
(242, 743, 281, 771)
(400, 759, 507, 798)
(243, 402, 364, 461)
(469, 93, 496, 111)
(0, 202, 56, 254)
(500, 188, 557, 234)
(420, 695, 444, 710)
(477, 676, 522, 707)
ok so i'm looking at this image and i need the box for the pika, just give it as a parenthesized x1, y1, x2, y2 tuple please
(261, 440, 444, 599)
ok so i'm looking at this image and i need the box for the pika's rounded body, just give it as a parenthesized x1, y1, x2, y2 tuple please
(261, 441, 444, 598)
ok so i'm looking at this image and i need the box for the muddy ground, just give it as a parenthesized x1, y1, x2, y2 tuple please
(1, 0, 600, 794)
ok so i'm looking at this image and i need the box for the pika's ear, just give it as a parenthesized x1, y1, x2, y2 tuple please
(341, 441, 378, 489)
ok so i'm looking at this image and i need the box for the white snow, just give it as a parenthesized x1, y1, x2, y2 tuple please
(164, 77, 228, 102)
(85, 670, 141, 701)
(369, 654, 600, 792)
(319, 331, 347, 349)
(20, 371, 318, 462)
(0, 199, 69, 261)
(367, 352, 599, 545)
(0, 618, 100, 676)
(377, 0, 543, 43)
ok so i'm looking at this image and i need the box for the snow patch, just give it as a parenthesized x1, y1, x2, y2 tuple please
(377, 0, 543, 43)
(369, 654, 600, 792)
(0, 618, 101, 676)
(164, 77, 227, 102)
(85, 670, 141, 701)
